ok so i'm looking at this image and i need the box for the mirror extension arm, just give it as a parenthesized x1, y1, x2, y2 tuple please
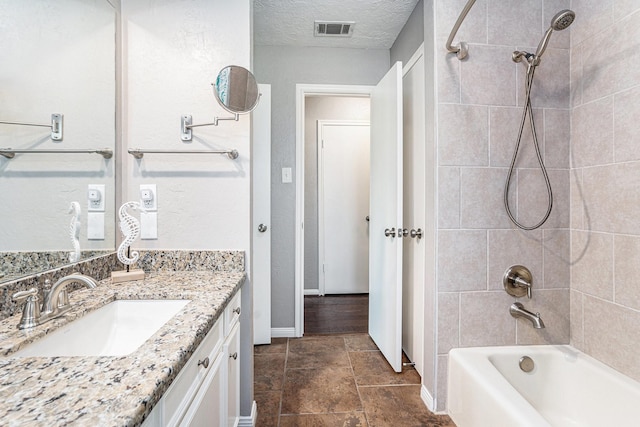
(180, 114, 239, 141)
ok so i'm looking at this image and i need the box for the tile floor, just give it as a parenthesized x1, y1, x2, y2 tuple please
(254, 334, 456, 426)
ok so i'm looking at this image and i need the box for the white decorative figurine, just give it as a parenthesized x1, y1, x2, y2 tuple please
(68, 201, 81, 263)
(111, 201, 146, 283)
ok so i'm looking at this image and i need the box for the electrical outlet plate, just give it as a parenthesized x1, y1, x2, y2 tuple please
(87, 184, 105, 212)
(140, 184, 157, 211)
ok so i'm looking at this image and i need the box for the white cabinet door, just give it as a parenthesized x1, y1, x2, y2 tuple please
(179, 352, 225, 427)
(225, 323, 240, 427)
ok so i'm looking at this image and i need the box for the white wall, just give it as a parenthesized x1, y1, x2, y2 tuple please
(0, 0, 116, 252)
(121, 0, 253, 416)
(254, 45, 389, 328)
(123, 0, 250, 250)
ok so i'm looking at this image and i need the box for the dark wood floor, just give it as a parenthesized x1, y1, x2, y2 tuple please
(304, 294, 368, 335)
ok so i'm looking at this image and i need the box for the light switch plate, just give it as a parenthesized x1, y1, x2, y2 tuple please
(87, 212, 105, 240)
(282, 167, 292, 183)
(140, 212, 158, 239)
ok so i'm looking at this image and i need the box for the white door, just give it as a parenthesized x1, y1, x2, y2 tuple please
(369, 62, 403, 372)
(252, 84, 271, 345)
(402, 53, 425, 376)
(318, 121, 370, 295)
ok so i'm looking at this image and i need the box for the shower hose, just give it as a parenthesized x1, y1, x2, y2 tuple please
(503, 63, 553, 231)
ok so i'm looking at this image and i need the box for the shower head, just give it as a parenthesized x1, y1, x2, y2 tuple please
(534, 9, 575, 61)
(551, 9, 575, 31)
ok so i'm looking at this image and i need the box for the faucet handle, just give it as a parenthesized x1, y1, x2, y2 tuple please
(12, 288, 41, 329)
(12, 288, 39, 303)
(503, 265, 533, 299)
(514, 276, 532, 299)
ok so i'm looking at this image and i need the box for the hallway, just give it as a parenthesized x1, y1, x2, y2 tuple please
(304, 294, 369, 335)
(254, 334, 455, 426)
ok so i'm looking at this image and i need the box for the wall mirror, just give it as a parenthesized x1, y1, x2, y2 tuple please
(213, 65, 260, 114)
(0, 0, 117, 283)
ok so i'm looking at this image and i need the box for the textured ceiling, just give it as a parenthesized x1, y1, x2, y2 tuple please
(254, 0, 420, 49)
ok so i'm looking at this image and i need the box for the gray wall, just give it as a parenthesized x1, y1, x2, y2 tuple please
(391, 0, 424, 65)
(253, 46, 389, 328)
(304, 96, 371, 292)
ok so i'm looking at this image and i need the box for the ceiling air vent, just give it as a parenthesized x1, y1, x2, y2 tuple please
(314, 21, 355, 37)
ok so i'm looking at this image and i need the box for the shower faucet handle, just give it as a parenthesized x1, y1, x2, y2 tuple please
(516, 277, 533, 299)
(503, 265, 533, 299)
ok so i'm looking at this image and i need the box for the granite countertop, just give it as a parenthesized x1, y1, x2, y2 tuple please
(0, 271, 245, 427)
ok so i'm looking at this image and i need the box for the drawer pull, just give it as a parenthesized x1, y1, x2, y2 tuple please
(233, 307, 241, 315)
(229, 352, 238, 360)
(197, 357, 210, 369)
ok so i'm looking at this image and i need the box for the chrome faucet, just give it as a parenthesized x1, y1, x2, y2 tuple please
(510, 302, 545, 329)
(12, 273, 98, 329)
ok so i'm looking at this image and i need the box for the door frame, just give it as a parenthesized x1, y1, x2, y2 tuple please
(295, 84, 373, 337)
(317, 119, 370, 296)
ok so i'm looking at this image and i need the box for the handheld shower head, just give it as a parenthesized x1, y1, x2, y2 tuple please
(551, 9, 575, 31)
(535, 9, 575, 60)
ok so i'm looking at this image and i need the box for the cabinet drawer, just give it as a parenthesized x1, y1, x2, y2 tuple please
(224, 289, 241, 336)
(164, 317, 223, 426)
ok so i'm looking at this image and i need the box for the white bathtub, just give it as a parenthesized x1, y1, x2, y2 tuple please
(447, 345, 640, 427)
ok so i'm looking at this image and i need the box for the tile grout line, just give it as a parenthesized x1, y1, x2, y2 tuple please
(276, 338, 290, 427)
(347, 336, 372, 427)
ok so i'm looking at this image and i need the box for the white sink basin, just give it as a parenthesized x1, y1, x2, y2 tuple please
(12, 300, 190, 357)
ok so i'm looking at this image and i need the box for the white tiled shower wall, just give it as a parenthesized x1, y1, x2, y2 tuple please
(569, 0, 640, 383)
(434, 0, 640, 411)
(434, 0, 573, 411)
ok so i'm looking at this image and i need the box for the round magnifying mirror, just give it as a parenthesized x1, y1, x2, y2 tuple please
(213, 65, 260, 114)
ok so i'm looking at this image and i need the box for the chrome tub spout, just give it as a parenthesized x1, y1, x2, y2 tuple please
(510, 302, 545, 329)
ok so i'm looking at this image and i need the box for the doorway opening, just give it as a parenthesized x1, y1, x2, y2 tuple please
(295, 84, 374, 337)
(295, 62, 406, 373)
(304, 98, 372, 334)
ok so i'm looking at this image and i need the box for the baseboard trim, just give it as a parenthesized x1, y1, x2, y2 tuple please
(238, 401, 257, 427)
(304, 288, 320, 296)
(271, 327, 296, 338)
(421, 384, 435, 412)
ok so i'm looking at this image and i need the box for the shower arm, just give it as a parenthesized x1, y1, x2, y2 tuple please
(445, 0, 477, 60)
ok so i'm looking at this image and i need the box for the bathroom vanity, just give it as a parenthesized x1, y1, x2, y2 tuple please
(0, 270, 244, 426)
